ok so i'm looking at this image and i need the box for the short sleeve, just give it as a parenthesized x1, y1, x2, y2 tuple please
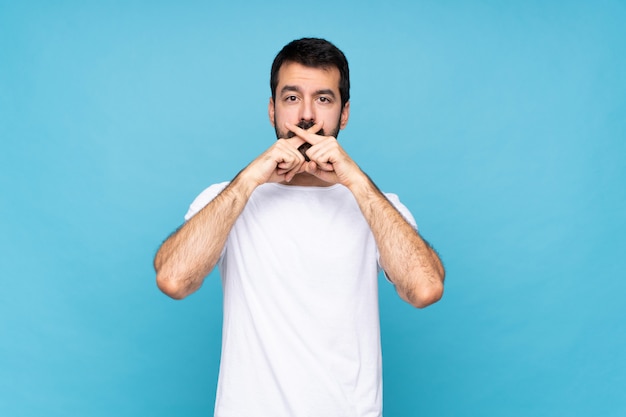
(379, 192, 418, 282)
(184, 181, 230, 222)
(384, 192, 418, 232)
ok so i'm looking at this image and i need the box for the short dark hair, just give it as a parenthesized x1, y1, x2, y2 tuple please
(270, 38, 350, 107)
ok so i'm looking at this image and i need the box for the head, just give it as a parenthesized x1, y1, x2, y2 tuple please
(270, 38, 350, 108)
(269, 38, 351, 140)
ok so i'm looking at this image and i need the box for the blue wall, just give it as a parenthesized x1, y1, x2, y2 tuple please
(1, 1, 624, 415)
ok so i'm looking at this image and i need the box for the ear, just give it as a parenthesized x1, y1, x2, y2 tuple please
(339, 101, 350, 130)
(268, 97, 275, 127)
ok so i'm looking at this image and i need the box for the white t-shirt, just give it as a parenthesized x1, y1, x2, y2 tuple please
(185, 182, 417, 417)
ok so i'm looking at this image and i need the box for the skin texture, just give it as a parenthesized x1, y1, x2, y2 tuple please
(154, 62, 445, 307)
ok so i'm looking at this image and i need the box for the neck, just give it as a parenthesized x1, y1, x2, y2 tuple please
(280, 172, 334, 187)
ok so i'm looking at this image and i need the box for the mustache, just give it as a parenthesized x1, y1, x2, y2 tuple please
(286, 121, 324, 138)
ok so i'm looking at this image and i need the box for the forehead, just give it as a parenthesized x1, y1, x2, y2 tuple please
(276, 62, 341, 92)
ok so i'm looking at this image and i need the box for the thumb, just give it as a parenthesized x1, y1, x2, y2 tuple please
(303, 161, 318, 175)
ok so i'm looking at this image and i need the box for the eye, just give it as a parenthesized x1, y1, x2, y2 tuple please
(285, 95, 298, 102)
(318, 96, 332, 104)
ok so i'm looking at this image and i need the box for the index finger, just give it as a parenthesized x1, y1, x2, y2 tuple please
(285, 121, 325, 145)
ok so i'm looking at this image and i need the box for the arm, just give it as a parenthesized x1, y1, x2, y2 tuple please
(154, 174, 255, 299)
(348, 176, 445, 308)
(154, 136, 308, 299)
(287, 122, 445, 308)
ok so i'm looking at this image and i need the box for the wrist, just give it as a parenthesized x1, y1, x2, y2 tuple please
(346, 170, 376, 196)
(232, 168, 262, 198)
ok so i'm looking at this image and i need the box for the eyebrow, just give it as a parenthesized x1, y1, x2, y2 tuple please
(280, 85, 337, 98)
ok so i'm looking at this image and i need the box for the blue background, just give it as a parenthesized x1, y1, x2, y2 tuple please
(1, 1, 625, 416)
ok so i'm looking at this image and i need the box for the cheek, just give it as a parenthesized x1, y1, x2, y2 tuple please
(273, 110, 300, 132)
(325, 110, 343, 128)
(275, 106, 297, 121)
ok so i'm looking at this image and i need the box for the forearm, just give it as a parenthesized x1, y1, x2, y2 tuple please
(154, 173, 257, 299)
(154, 134, 310, 299)
(348, 174, 445, 308)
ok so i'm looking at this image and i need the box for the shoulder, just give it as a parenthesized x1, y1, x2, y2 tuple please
(383, 192, 418, 230)
(184, 181, 230, 221)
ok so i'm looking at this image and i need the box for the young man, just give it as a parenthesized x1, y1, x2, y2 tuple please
(154, 38, 444, 417)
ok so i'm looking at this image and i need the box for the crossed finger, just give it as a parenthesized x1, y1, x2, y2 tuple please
(285, 121, 326, 146)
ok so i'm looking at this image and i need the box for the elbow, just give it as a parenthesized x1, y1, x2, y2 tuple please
(154, 255, 208, 300)
(422, 281, 444, 308)
(156, 273, 190, 300)
(154, 255, 194, 300)
(404, 280, 444, 309)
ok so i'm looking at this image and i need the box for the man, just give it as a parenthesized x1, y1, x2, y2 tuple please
(154, 38, 444, 417)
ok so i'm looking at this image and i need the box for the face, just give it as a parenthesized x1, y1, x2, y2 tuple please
(269, 62, 350, 140)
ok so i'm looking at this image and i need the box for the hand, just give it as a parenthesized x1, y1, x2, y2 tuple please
(285, 122, 364, 187)
(242, 123, 325, 186)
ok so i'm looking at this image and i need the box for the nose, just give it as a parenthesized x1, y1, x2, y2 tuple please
(299, 99, 315, 123)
